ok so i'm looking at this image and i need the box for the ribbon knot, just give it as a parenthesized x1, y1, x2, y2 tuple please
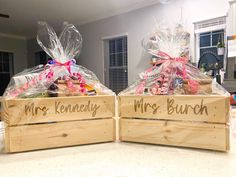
(136, 51, 198, 95)
(48, 59, 76, 75)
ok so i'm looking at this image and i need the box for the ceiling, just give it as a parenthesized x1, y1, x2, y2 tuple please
(0, 0, 160, 38)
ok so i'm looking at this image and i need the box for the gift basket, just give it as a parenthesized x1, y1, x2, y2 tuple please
(119, 23, 230, 151)
(2, 22, 115, 153)
(120, 23, 228, 96)
(4, 22, 114, 99)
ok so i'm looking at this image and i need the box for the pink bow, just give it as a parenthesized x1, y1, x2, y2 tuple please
(155, 51, 188, 79)
(54, 60, 74, 75)
(9, 59, 86, 98)
(46, 59, 86, 93)
(136, 51, 198, 95)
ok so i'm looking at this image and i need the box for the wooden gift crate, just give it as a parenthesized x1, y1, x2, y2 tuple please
(119, 95, 230, 151)
(3, 95, 115, 152)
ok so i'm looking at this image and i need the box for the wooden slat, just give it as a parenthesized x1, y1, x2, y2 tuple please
(3, 95, 115, 126)
(119, 95, 230, 123)
(120, 118, 229, 151)
(4, 126, 10, 152)
(5, 118, 115, 153)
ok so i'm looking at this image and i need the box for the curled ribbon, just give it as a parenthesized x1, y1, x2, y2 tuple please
(46, 59, 86, 93)
(9, 59, 86, 98)
(136, 51, 199, 95)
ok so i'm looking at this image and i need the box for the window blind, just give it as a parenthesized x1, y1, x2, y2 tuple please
(194, 16, 226, 34)
(108, 36, 128, 94)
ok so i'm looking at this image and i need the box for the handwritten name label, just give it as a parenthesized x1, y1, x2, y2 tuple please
(134, 98, 160, 114)
(133, 98, 208, 116)
(25, 103, 49, 116)
(54, 101, 100, 117)
(167, 98, 208, 115)
(24, 100, 101, 117)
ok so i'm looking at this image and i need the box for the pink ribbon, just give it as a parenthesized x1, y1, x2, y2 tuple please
(156, 51, 188, 78)
(54, 60, 74, 75)
(136, 51, 198, 95)
(46, 59, 86, 93)
(9, 59, 87, 98)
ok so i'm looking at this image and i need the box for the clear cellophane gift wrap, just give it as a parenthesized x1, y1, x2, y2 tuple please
(3, 22, 114, 99)
(119, 23, 229, 96)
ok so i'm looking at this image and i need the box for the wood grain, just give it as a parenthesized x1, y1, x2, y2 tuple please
(5, 118, 115, 153)
(119, 95, 230, 123)
(3, 95, 115, 126)
(120, 118, 229, 151)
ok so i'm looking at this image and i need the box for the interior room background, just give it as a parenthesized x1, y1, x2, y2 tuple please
(0, 0, 231, 94)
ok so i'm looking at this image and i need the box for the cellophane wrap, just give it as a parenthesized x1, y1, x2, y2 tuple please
(3, 22, 114, 99)
(119, 24, 229, 96)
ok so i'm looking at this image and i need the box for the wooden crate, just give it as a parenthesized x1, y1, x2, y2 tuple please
(119, 95, 230, 151)
(3, 95, 115, 152)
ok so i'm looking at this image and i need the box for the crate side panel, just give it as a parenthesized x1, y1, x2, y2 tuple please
(4, 95, 115, 126)
(119, 95, 229, 123)
(6, 118, 115, 152)
(120, 118, 229, 151)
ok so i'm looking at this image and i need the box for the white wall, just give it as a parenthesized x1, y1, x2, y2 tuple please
(227, 0, 236, 35)
(0, 35, 27, 74)
(25, 0, 230, 84)
(78, 0, 229, 84)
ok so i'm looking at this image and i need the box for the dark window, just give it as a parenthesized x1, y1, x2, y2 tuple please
(199, 29, 224, 68)
(35, 51, 48, 65)
(200, 34, 211, 47)
(108, 36, 128, 94)
(0, 52, 14, 95)
(199, 29, 224, 49)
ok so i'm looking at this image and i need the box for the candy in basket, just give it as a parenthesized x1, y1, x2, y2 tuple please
(119, 23, 228, 96)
